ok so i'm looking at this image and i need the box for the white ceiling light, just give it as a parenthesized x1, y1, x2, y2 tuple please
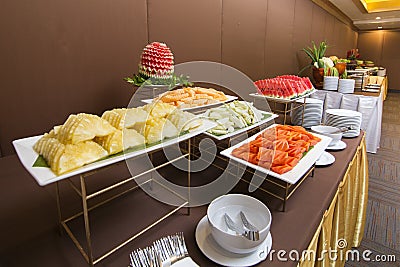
(353, 17, 400, 25)
(329, 0, 400, 30)
(378, 26, 383, 29)
(375, 16, 381, 19)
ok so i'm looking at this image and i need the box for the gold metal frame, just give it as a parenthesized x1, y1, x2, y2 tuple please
(56, 139, 192, 266)
(268, 98, 306, 125)
(192, 132, 315, 212)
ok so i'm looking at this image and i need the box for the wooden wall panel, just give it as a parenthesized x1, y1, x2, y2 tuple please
(310, 5, 327, 45)
(344, 25, 357, 58)
(357, 30, 400, 90)
(352, 30, 358, 51)
(331, 19, 342, 56)
(358, 31, 384, 66)
(324, 15, 338, 56)
(333, 20, 350, 58)
(324, 15, 335, 43)
(293, 0, 315, 74)
(381, 31, 400, 90)
(265, 0, 296, 76)
(221, 0, 268, 81)
(0, 0, 148, 155)
(147, 0, 222, 64)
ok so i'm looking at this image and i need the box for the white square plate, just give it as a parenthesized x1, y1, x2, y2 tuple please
(13, 119, 217, 186)
(141, 95, 238, 111)
(220, 124, 331, 184)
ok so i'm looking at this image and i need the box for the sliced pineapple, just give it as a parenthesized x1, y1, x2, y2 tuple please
(144, 117, 178, 144)
(57, 141, 108, 174)
(102, 107, 149, 130)
(34, 135, 108, 175)
(122, 128, 146, 149)
(143, 102, 176, 119)
(95, 128, 145, 154)
(167, 110, 203, 132)
(124, 107, 148, 129)
(95, 130, 122, 155)
(33, 134, 65, 170)
(57, 113, 116, 144)
(101, 108, 127, 129)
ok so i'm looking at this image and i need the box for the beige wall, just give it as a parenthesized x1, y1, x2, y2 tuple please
(358, 30, 400, 90)
(0, 0, 357, 155)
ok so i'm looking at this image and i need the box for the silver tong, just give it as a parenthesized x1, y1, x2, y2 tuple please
(224, 212, 260, 241)
(331, 126, 360, 134)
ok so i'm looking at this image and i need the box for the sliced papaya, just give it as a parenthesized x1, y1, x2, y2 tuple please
(231, 124, 320, 175)
(271, 165, 293, 174)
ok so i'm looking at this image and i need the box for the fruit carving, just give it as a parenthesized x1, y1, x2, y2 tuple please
(138, 42, 174, 80)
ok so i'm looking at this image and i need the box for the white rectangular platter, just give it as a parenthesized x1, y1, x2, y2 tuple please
(202, 111, 278, 140)
(220, 124, 332, 184)
(141, 95, 238, 111)
(249, 89, 315, 103)
(13, 119, 217, 187)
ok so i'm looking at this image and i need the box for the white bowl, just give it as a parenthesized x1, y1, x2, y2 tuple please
(207, 194, 272, 254)
(311, 125, 342, 145)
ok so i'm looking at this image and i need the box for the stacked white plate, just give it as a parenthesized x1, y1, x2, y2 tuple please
(323, 76, 339, 91)
(325, 109, 362, 138)
(291, 98, 324, 128)
(338, 79, 355, 94)
(350, 74, 368, 89)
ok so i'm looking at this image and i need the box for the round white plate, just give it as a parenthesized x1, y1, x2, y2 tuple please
(325, 117, 361, 123)
(325, 115, 361, 122)
(295, 98, 324, 104)
(195, 215, 272, 267)
(326, 140, 347, 151)
(325, 109, 362, 118)
(343, 131, 360, 138)
(316, 152, 335, 166)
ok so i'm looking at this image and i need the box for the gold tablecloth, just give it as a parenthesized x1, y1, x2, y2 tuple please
(368, 76, 388, 100)
(298, 136, 368, 267)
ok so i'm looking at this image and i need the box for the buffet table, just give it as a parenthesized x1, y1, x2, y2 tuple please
(310, 88, 383, 153)
(2, 131, 367, 266)
(185, 133, 367, 267)
(112, 133, 366, 267)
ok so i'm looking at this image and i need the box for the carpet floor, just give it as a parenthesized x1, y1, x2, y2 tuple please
(346, 92, 400, 266)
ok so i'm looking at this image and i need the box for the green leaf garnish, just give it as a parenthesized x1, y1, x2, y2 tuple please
(33, 155, 49, 167)
(124, 73, 193, 90)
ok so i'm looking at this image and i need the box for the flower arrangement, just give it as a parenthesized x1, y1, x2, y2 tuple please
(347, 49, 360, 60)
(318, 57, 334, 69)
(302, 41, 328, 68)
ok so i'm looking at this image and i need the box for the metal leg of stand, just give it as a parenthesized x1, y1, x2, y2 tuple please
(149, 153, 154, 191)
(283, 103, 288, 125)
(301, 97, 306, 125)
(80, 175, 94, 266)
(187, 138, 191, 215)
(56, 182, 63, 235)
(282, 183, 289, 212)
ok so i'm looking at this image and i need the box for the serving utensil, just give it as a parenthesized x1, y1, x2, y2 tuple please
(129, 232, 191, 267)
(224, 213, 260, 241)
(240, 211, 260, 232)
(330, 126, 359, 134)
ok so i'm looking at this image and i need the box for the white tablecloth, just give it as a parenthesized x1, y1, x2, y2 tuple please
(310, 90, 383, 153)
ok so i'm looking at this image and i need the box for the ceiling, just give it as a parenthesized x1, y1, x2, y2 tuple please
(329, 0, 400, 30)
